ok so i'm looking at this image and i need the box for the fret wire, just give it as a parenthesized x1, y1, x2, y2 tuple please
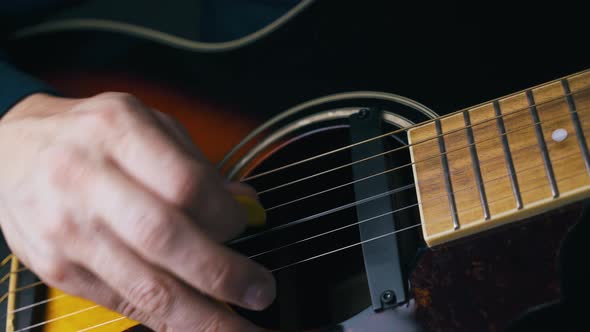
(270, 153, 587, 273)
(235, 107, 590, 251)
(562, 79, 590, 175)
(3, 105, 590, 277)
(527, 90, 559, 198)
(435, 119, 460, 230)
(4, 88, 590, 314)
(5, 257, 18, 332)
(4, 149, 589, 319)
(243, 82, 590, 185)
(253, 88, 590, 198)
(252, 147, 585, 260)
(494, 100, 523, 209)
(463, 110, 490, 220)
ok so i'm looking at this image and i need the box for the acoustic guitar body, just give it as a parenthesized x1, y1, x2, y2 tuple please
(2, 0, 589, 331)
(0, 69, 582, 332)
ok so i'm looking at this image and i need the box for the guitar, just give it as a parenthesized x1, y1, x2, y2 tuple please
(1, 0, 589, 331)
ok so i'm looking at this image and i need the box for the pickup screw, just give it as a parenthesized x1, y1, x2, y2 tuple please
(358, 108, 370, 119)
(381, 290, 396, 304)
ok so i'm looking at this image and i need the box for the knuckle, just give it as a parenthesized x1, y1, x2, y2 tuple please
(90, 105, 124, 130)
(43, 146, 91, 190)
(96, 92, 140, 109)
(199, 257, 233, 295)
(133, 208, 175, 255)
(126, 277, 174, 316)
(97, 91, 137, 101)
(114, 301, 169, 332)
(202, 191, 247, 240)
(167, 162, 200, 205)
(83, 93, 141, 129)
(115, 300, 140, 319)
(43, 212, 80, 242)
(37, 260, 70, 286)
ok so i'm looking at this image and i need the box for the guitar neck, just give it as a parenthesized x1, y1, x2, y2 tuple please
(409, 70, 590, 247)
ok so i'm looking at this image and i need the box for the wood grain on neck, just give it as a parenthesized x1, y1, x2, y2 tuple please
(409, 70, 590, 247)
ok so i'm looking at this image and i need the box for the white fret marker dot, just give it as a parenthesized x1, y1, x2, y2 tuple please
(552, 128, 568, 142)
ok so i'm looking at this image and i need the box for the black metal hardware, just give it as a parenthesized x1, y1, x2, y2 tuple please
(349, 108, 414, 311)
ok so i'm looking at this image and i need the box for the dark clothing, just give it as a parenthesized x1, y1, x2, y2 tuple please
(0, 0, 298, 117)
(0, 1, 66, 116)
(0, 52, 55, 117)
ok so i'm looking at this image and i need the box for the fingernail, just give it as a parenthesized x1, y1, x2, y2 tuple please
(234, 195, 266, 227)
(243, 278, 276, 311)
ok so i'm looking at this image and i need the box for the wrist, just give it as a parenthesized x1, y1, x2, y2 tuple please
(2, 93, 78, 122)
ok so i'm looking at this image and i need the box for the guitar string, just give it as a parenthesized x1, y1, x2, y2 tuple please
(2, 93, 589, 322)
(269, 161, 587, 272)
(0, 204, 418, 319)
(0, 87, 586, 271)
(254, 88, 590, 195)
(1, 105, 588, 311)
(77, 316, 128, 332)
(250, 149, 583, 260)
(262, 110, 563, 213)
(9, 158, 588, 332)
(11, 294, 67, 314)
(13, 304, 100, 332)
(0, 99, 584, 283)
(241, 86, 590, 184)
(3, 149, 586, 324)
(1, 105, 589, 296)
(230, 107, 590, 244)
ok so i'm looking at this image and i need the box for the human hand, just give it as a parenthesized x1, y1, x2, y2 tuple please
(0, 92, 274, 331)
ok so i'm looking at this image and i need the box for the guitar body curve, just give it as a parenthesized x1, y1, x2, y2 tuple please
(2, 1, 590, 330)
(28, 71, 583, 332)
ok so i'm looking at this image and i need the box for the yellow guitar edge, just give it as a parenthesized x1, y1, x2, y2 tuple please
(42, 288, 137, 332)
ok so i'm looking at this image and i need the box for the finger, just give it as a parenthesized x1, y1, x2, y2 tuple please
(112, 105, 247, 241)
(225, 182, 259, 200)
(153, 111, 265, 226)
(73, 224, 262, 332)
(50, 265, 207, 332)
(57, 267, 169, 331)
(86, 160, 275, 310)
(152, 110, 200, 156)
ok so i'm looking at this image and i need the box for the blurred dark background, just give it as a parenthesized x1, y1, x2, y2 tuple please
(2, 0, 589, 119)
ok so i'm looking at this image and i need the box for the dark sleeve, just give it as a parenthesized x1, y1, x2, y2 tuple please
(0, 52, 56, 118)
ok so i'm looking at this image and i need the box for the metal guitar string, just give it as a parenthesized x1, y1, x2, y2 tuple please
(262, 109, 565, 213)
(230, 106, 589, 245)
(7, 152, 588, 331)
(1, 91, 579, 283)
(6, 8, 588, 330)
(250, 148, 583, 260)
(240, 86, 590, 185)
(1, 104, 588, 301)
(2, 98, 590, 330)
(0, 86, 585, 270)
(268, 151, 585, 272)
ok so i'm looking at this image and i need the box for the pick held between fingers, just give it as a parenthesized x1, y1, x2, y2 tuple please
(85, 159, 276, 311)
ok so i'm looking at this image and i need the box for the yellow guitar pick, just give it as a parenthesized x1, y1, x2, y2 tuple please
(234, 195, 267, 227)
